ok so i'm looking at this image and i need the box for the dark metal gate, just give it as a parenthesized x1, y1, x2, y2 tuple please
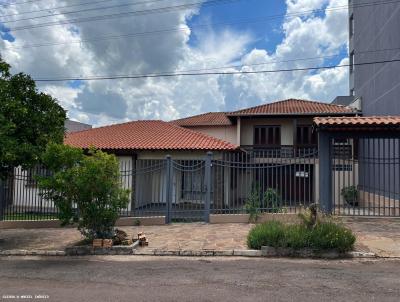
(318, 129, 400, 217)
(130, 155, 212, 223)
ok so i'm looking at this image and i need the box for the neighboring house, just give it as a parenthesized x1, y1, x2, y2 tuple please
(65, 119, 92, 133)
(348, 0, 400, 115)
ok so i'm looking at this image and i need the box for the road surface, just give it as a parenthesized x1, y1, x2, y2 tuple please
(0, 256, 399, 301)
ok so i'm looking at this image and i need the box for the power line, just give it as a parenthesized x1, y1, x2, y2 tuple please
(5, 0, 242, 31)
(0, 0, 44, 7)
(4, 0, 400, 35)
(32, 58, 400, 82)
(0, 0, 175, 23)
(5, 0, 400, 50)
(0, 0, 121, 18)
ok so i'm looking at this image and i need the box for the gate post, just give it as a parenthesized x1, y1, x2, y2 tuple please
(165, 155, 173, 224)
(0, 179, 4, 221)
(204, 152, 212, 223)
(318, 131, 333, 214)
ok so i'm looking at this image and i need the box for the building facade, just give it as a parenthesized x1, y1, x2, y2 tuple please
(349, 0, 400, 115)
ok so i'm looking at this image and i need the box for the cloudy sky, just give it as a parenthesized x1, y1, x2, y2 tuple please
(0, 0, 349, 126)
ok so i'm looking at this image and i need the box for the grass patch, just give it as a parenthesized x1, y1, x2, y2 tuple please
(247, 220, 356, 252)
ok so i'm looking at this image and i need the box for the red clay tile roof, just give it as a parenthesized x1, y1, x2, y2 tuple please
(64, 120, 238, 151)
(314, 116, 400, 129)
(229, 99, 356, 116)
(172, 112, 232, 127)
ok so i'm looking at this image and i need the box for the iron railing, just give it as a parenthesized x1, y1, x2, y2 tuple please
(332, 137, 400, 216)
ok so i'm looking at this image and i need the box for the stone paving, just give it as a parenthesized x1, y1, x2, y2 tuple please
(1, 219, 400, 257)
(342, 217, 400, 257)
(0, 223, 253, 252)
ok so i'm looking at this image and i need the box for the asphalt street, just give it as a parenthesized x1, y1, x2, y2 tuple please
(0, 256, 399, 302)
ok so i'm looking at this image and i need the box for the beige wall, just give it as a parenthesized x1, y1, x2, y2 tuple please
(186, 126, 237, 145)
(239, 117, 314, 146)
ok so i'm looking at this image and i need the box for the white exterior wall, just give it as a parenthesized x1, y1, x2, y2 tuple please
(12, 166, 55, 210)
(185, 126, 237, 145)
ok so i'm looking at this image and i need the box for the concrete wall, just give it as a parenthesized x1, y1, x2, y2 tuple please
(350, 0, 400, 115)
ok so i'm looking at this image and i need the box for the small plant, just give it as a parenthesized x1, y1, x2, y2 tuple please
(244, 185, 261, 223)
(298, 203, 318, 229)
(263, 188, 281, 213)
(133, 219, 141, 226)
(341, 186, 359, 206)
(244, 185, 282, 222)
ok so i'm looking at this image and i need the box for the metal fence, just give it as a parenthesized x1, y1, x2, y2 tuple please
(0, 148, 318, 222)
(212, 148, 318, 215)
(1, 139, 399, 222)
(331, 137, 400, 216)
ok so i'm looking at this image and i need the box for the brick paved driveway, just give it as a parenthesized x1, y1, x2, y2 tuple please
(1, 219, 399, 257)
(0, 223, 253, 251)
(343, 217, 400, 257)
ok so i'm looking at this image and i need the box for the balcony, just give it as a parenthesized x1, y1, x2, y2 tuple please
(241, 145, 318, 159)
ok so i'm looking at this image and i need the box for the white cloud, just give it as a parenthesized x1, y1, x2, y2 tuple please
(0, 0, 349, 126)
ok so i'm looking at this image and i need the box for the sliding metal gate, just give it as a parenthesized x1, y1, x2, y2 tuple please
(331, 136, 400, 217)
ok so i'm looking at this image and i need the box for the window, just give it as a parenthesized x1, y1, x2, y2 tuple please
(349, 14, 354, 37)
(296, 125, 317, 146)
(350, 51, 355, 73)
(254, 126, 281, 146)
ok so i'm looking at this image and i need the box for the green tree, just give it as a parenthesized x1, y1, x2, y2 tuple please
(39, 144, 130, 240)
(0, 57, 66, 177)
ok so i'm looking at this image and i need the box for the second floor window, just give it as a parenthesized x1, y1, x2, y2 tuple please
(296, 125, 317, 146)
(254, 125, 281, 146)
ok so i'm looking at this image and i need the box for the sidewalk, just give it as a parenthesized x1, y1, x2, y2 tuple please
(343, 217, 400, 257)
(0, 219, 399, 257)
(0, 223, 252, 252)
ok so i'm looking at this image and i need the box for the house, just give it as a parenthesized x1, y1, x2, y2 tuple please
(172, 99, 359, 209)
(63, 99, 358, 218)
(3, 99, 362, 221)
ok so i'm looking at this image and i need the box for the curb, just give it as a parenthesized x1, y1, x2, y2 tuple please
(0, 248, 378, 258)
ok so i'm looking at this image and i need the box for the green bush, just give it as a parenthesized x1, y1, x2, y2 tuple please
(247, 220, 356, 252)
(341, 186, 359, 206)
(38, 144, 130, 240)
(247, 220, 285, 249)
(244, 185, 282, 222)
(309, 221, 356, 252)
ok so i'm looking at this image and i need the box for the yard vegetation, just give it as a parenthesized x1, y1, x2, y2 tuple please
(38, 144, 130, 240)
(247, 205, 356, 252)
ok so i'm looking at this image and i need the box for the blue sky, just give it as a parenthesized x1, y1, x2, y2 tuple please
(0, 0, 350, 126)
(188, 0, 287, 53)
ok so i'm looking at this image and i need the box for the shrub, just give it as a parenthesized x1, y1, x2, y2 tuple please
(244, 185, 261, 223)
(309, 221, 356, 252)
(263, 188, 281, 213)
(284, 224, 310, 249)
(341, 186, 359, 206)
(247, 220, 285, 249)
(244, 185, 282, 222)
(39, 144, 130, 240)
(247, 220, 356, 252)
